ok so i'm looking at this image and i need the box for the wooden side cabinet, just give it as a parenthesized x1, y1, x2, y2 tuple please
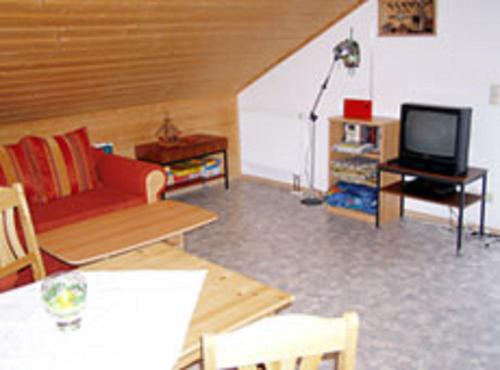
(327, 116, 400, 224)
(135, 134, 229, 195)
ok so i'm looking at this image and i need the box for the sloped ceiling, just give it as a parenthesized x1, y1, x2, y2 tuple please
(0, 0, 365, 124)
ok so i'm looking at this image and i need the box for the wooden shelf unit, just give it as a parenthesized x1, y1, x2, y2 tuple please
(327, 116, 400, 223)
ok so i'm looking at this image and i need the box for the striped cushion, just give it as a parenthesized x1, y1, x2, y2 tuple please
(23, 127, 100, 203)
(0, 141, 45, 203)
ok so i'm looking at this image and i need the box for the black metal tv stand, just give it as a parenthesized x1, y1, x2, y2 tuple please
(376, 160, 488, 255)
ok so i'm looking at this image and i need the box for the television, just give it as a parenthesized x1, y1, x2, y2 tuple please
(398, 103, 472, 176)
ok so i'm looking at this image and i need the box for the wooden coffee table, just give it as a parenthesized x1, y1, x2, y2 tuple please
(83, 243, 294, 369)
(38, 201, 217, 265)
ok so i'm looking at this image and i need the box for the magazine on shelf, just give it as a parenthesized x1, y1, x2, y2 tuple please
(333, 142, 374, 154)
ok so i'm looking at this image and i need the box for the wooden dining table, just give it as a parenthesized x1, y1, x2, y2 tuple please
(0, 269, 206, 370)
(83, 242, 294, 369)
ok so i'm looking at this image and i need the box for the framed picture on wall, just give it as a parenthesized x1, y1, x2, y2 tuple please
(378, 0, 436, 36)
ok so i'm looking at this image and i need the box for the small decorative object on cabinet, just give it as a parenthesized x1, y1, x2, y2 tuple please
(156, 112, 182, 145)
(327, 116, 400, 223)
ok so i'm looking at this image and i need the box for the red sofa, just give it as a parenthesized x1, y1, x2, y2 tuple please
(33, 148, 166, 275)
(0, 128, 166, 289)
(31, 149, 165, 234)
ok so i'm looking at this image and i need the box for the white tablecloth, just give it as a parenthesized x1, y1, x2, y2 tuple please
(0, 270, 206, 370)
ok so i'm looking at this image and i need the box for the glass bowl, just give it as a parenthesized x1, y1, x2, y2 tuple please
(41, 271, 87, 331)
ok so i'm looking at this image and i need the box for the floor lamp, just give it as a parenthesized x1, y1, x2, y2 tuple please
(301, 33, 361, 206)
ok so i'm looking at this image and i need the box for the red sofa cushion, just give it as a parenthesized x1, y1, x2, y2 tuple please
(22, 127, 101, 203)
(0, 141, 45, 203)
(30, 186, 144, 233)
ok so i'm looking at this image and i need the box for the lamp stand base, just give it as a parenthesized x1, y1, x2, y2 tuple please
(301, 196, 324, 206)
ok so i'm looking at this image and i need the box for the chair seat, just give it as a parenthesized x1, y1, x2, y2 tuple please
(30, 186, 144, 233)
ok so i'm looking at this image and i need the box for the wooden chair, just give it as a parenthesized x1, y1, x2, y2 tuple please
(0, 183, 45, 288)
(202, 312, 359, 370)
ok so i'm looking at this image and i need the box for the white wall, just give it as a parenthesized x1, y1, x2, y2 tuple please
(239, 0, 500, 228)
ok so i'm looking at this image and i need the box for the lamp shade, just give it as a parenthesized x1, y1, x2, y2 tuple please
(490, 84, 500, 105)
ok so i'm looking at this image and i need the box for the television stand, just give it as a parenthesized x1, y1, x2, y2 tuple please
(376, 160, 488, 255)
(403, 178, 456, 198)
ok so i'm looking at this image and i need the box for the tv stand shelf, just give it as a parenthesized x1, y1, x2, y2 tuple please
(376, 160, 488, 255)
(381, 182, 482, 208)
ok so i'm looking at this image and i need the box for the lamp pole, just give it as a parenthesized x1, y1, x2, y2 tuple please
(301, 57, 337, 206)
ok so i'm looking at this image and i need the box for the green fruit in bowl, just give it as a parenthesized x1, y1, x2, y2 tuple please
(44, 283, 86, 316)
(41, 272, 87, 329)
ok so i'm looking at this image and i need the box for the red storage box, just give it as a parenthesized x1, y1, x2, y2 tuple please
(343, 99, 373, 120)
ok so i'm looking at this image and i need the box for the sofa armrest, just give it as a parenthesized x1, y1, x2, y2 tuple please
(93, 149, 166, 203)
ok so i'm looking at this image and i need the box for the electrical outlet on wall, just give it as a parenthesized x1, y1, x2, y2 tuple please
(292, 174, 301, 194)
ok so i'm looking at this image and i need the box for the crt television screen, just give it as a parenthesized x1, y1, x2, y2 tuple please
(405, 110, 457, 157)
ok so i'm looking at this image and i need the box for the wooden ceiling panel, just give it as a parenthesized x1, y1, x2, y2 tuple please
(0, 0, 365, 123)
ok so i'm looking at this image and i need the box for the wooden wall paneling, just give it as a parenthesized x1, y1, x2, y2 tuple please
(0, 0, 365, 124)
(0, 95, 241, 178)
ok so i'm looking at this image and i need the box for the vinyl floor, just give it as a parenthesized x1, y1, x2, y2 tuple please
(175, 179, 500, 370)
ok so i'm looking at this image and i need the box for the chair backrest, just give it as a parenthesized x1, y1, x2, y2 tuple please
(0, 183, 45, 283)
(202, 311, 359, 370)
